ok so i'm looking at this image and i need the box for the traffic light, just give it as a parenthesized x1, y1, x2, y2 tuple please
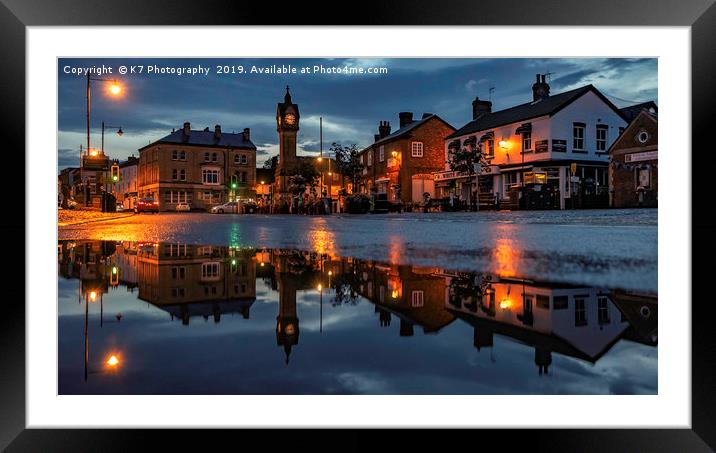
(110, 164, 120, 183)
(230, 174, 238, 189)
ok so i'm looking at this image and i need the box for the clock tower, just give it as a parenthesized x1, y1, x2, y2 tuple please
(275, 86, 300, 196)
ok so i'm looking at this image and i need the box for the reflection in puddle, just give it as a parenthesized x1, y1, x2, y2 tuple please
(58, 240, 657, 395)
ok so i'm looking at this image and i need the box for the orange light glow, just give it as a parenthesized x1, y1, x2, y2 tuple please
(391, 290, 399, 299)
(260, 262, 265, 267)
(106, 354, 120, 367)
(327, 270, 332, 276)
(500, 299, 512, 309)
(498, 140, 511, 150)
(88, 149, 99, 157)
(317, 284, 322, 291)
(89, 291, 97, 302)
(317, 157, 323, 162)
(109, 83, 121, 95)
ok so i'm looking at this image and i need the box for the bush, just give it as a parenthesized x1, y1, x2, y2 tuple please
(345, 194, 370, 214)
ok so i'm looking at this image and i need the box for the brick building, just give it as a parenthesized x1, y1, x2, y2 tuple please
(358, 112, 455, 204)
(608, 106, 658, 208)
(138, 122, 257, 211)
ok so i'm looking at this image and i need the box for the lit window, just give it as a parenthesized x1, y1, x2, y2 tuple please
(411, 142, 423, 157)
(379, 146, 385, 162)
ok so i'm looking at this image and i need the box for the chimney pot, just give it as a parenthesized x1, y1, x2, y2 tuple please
(399, 112, 414, 128)
(472, 97, 492, 120)
(183, 122, 191, 135)
(378, 121, 391, 139)
(214, 125, 221, 139)
(242, 128, 250, 141)
(532, 74, 550, 101)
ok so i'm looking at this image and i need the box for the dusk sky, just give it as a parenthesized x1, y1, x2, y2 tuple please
(58, 57, 657, 170)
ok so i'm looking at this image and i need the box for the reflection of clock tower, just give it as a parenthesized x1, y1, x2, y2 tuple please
(275, 86, 300, 195)
(275, 254, 300, 365)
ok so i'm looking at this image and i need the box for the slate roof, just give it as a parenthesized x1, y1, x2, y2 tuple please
(447, 84, 628, 139)
(140, 129, 256, 151)
(362, 114, 455, 152)
(619, 101, 658, 122)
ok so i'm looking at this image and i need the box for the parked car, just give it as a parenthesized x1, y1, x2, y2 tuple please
(116, 203, 125, 212)
(210, 201, 239, 214)
(240, 201, 258, 214)
(135, 197, 159, 213)
(175, 202, 191, 212)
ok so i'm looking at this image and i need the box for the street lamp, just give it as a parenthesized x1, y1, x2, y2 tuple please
(101, 121, 124, 154)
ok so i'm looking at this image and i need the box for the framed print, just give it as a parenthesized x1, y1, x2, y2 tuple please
(3, 0, 714, 450)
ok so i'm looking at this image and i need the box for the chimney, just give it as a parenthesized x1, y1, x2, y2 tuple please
(214, 125, 221, 139)
(242, 128, 250, 142)
(532, 74, 550, 101)
(472, 97, 492, 120)
(378, 121, 391, 139)
(399, 112, 414, 128)
(182, 121, 191, 136)
(374, 134, 381, 142)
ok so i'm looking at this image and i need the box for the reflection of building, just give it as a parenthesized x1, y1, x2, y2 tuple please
(440, 75, 629, 209)
(608, 104, 658, 208)
(446, 275, 637, 373)
(358, 113, 456, 204)
(138, 122, 257, 211)
(610, 289, 658, 346)
(353, 260, 455, 335)
(136, 243, 257, 324)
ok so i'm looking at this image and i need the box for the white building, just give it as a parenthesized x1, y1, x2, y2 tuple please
(436, 74, 628, 209)
(114, 156, 139, 209)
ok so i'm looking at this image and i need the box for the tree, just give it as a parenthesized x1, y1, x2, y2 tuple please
(286, 160, 320, 196)
(446, 139, 490, 210)
(263, 155, 278, 172)
(330, 142, 363, 194)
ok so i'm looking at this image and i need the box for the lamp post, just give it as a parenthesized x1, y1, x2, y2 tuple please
(101, 121, 124, 154)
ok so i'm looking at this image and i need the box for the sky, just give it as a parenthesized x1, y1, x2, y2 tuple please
(58, 57, 657, 170)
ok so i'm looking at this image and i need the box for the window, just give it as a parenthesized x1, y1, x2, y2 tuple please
(411, 290, 424, 307)
(171, 287, 185, 298)
(536, 294, 550, 309)
(367, 152, 373, 166)
(172, 169, 178, 180)
(179, 150, 186, 161)
(596, 125, 608, 151)
(234, 154, 240, 164)
(212, 152, 218, 162)
(486, 138, 494, 157)
(241, 155, 248, 165)
(180, 169, 186, 181)
(171, 267, 186, 280)
(360, 154, 364, 164)
(522, 132, 532, 152)
(597, 296, 610, 325)
(202, 262, 220, 279)
(202, 169, 219, 185)
(204, 152, 210, 162)
(240, 171, 247, 183)
(379, 146, 385, 162)
(573, 123, 585, 150)
(553, 295, 568, 310)
(574, 296, 587, 326)
(411, 142, 424, 157)
(172, 150, 178, 160)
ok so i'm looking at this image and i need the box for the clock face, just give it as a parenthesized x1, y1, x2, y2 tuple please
(285, 113, 296, 126)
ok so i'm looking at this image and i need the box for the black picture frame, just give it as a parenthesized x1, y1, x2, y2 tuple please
(2, 0, 713, 450)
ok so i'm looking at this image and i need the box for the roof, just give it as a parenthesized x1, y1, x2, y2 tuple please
(140, 129, 256, 151)
(447, 84, 628, 139)
(363, 114, 455, 152)
(620, 101, 658, 122)
(119, 156, 138, 168)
